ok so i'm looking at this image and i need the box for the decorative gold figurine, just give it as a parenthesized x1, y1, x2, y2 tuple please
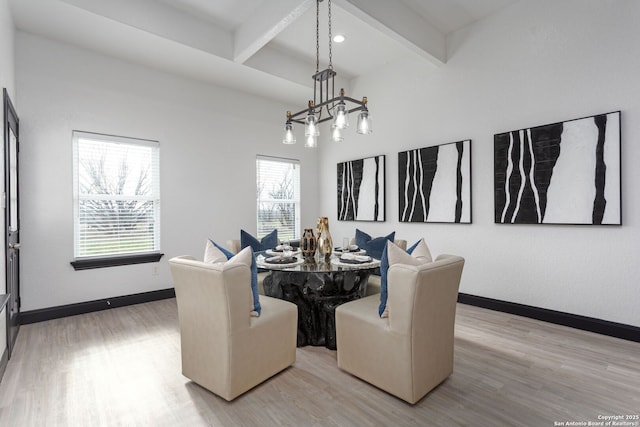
(316, 216, 333, 262)
(301, 228, 317, 260)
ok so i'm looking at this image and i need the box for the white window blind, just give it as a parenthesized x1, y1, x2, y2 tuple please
(256, 156, 300, 240)
(73, 131, 160, 258)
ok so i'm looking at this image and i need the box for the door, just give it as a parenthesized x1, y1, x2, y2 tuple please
(3, 88, 20, 357)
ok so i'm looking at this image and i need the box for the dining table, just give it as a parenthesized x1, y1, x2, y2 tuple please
(257, 248, 380, 350)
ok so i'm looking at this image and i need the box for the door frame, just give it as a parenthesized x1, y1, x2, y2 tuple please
(3, 88, 20, 358)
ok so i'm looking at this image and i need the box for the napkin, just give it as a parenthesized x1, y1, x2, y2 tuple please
(335, 245, 360, 252)
(340, 253, 371, 262)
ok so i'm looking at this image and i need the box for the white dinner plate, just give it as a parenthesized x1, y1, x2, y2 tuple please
(258, 256, 304, 268)
(331, 257, 379, 268)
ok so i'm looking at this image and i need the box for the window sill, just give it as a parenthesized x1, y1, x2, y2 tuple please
(70, 253, 164, 271)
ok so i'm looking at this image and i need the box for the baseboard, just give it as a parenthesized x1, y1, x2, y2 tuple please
(21, 288, 176, 325)
(458, 293, 640, 343)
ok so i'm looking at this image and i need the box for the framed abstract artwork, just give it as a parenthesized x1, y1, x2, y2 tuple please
(494, 111, 621, 225)
(337, 155, 385, 221)
(398, 140, 472, 223)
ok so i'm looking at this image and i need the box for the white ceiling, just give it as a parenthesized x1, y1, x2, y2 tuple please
(9, 0, 517, 105)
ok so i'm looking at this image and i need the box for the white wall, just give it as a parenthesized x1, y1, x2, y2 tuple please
(320, 0, 640, 327)
(15, 32, 320, 311)
(0, 0, 14, 359)
(0, 0, 13, 98)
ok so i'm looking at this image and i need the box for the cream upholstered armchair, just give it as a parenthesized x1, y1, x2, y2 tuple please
(335, 254, 464, 404)
(169, 255, 297, 401)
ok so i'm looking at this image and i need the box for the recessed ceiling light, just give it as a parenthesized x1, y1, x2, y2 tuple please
(333, 34, 345, 43)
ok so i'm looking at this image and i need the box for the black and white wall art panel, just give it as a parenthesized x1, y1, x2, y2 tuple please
(337, 155, 385, 221)
(494, 111, 621, 225)
(398, 140, 472, 223)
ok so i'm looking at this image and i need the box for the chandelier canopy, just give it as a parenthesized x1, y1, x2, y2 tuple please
(282, 0, 372, 148)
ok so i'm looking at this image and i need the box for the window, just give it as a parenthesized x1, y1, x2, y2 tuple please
(72, 131, 160, 261)
(256, 156, 300, 240)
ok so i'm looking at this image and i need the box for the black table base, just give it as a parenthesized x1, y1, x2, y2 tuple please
(263, 269, 373, 350)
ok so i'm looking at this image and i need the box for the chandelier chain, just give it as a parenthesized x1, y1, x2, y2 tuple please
(328, 0, 333, 69)
(315, 0, 320, 72)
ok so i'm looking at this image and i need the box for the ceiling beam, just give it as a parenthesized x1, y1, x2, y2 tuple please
(335, 0, 446, 66)
(58, 0, 233, 59)
(233, 0, 313, 64)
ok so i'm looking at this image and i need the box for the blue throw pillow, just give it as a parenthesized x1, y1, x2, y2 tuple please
(210, 239, 261, 316)
(355, 229, 395, 260)
(378, 240, 420, 317)
(378, 244, 390, 317)
(249, 253, 261, 316)
(355, 229, 395, 275)
(241, 229, 278, 252)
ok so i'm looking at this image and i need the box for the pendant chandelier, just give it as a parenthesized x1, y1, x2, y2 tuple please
(282, 0, 372, 148)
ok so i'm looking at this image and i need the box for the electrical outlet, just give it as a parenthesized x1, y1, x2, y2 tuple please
(152, 265, 159, 276)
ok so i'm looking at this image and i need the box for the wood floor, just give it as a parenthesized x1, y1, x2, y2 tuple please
(0, 299, 637, 427)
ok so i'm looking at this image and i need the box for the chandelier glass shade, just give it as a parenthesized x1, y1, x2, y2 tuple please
(333, 100, 349, 130)
(305, 135, 318, 148)
(304, 109, 320, 137)
(282, 0, 371, 147)
(282, 113, 296, 144)
(331, 126, 343, 143)
(356, 107, 372, 135)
